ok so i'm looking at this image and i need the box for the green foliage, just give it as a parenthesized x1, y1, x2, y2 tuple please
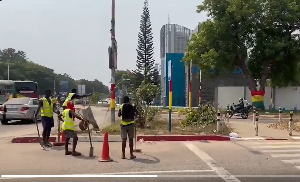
(184, 0, 300, 90)
(136, 0, 156, 84)
(91, 92, 104, 104)
(134, 94, 161, 128)
(179, 103, 218, 127)
(0, 48, 109, 95)
(136, 81, 160, 105)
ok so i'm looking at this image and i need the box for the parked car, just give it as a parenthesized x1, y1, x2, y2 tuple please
(0, 97, 41, 125)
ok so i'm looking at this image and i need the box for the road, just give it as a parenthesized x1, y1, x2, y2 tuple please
(1, 140, 300, 181)
(0, 106, 115, 139)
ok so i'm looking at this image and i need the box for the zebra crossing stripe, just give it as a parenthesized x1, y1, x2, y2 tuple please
(282, 159, 300, 164)
(261, 149, 300, 153)
(253, 142, 300, 145)
(252, 145, 300, 149)
(271, 154, 300, 158)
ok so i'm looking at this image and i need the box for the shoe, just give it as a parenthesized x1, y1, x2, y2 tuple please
(46, 143, 53, 148)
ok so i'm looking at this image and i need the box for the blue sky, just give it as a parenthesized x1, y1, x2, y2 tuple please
(0, 0, 207, 86)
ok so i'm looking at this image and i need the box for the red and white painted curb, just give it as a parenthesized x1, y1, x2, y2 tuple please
(10, 135, 300, 143)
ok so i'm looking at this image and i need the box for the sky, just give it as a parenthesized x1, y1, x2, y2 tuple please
(0, 0, 207, 87)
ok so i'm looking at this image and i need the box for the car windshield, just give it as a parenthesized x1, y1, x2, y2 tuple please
(5, 98, 30, 105)
(14, 82, 37, 93)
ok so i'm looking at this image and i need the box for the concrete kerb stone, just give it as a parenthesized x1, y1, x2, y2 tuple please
(10, 135, 300, 143)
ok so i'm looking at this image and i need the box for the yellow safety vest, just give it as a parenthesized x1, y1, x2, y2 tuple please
(120, 103, 135, 126)
(62, 93, 75, 106)
(61, 109, 75, 131)
(41, 97, 53, 117)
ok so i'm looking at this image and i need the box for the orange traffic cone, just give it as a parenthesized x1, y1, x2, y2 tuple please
(98, 132, 113, 162)
(53, 131, 65, 146)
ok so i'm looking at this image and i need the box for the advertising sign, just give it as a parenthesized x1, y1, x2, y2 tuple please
(60, 81, 68, 93)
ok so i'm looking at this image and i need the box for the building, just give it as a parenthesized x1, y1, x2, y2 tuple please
(185, 24, 247, 107)
(160, 24, 192, 107)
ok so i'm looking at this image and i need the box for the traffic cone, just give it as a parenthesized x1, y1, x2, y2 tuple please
(98, 132, 113, 162)
(53, 131, 65, 146)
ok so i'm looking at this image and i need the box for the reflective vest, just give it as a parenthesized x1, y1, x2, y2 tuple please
(41, 97, 53, 117)
(120, 103, 135, 126)
(61, 109, 75, 131)
(62, 93, 75, 106)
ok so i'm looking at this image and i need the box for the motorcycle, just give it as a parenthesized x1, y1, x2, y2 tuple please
(228, 100, 252, 119)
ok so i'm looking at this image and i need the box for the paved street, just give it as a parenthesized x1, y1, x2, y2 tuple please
(1, 139, 300, 182)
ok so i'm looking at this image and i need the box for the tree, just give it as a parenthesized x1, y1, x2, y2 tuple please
(136, 0, 155, 83)
(184, 0, 300, 109)
(0, 48, 110, 95)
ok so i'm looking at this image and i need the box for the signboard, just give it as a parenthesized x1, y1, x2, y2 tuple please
(168, 60, 172, 81)
(78, 85, 86, 95)
(60, 81, 68, 93)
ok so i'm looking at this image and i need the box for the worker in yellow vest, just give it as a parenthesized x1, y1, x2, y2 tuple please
(35, 89, 57, 147)
(62, 89, 92, 110)
(118, 96, 138, 159)
(58, 101, 87, 156)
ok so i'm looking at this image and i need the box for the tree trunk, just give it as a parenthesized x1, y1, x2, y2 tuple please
(238, 63, 268, 110)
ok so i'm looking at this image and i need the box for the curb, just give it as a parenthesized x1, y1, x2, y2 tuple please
(10, 136, 300, 143)
(136, 135, 230, 141)
(10, 136, 122, 143)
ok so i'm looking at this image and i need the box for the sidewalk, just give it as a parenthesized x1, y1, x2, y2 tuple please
(229, 119, 300, 139)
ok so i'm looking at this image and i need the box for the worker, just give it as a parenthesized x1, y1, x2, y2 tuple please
(58, 101, 87, 156)
(35, 89, 57, 147)
(62, 89, 92, 110)
(118, 96, 138, 159)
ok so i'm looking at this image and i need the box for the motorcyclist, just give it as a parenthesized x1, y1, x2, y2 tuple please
(235, 98, 245, 110)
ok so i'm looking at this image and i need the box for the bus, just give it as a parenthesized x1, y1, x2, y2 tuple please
(0, 80, 39, 104)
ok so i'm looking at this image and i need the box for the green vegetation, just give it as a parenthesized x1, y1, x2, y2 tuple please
(184, 0, 300, 91)
(0, 48, 109, 95)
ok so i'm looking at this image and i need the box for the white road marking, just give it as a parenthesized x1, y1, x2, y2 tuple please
(295, 166, 300, 170)
(185, 143, 241, 182)
(261, 149, 300, 153)
(252, 145, 300, 149)
(271, 154, 300, 158)
(282, 159, 300, 164)
(253, 142, 300, 145)
(0, 170, 214, 180)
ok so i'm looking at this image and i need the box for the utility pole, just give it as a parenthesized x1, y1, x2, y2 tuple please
(108, 0, 117, 124)
(54, 79, 56, 95)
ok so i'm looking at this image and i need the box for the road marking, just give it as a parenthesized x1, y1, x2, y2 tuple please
(0, 170, 214, 180)
(252, 145, 300, 149)
(271, 153, 300, 158)
(261, 149, 300, 153)
(253, 142, 300, 145)
(295, 166, 300, 170)
(282, 159, 300, 164)
(184, 143, 241, 182)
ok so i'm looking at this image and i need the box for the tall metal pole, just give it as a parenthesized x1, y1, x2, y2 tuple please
(54, 79, 56, 95)
(110, 0, 116, 124)
(7, 63, 9, 80)
(199, 69, 202, 105)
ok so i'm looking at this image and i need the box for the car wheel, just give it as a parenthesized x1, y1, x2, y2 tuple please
(1, 119, 8, 125)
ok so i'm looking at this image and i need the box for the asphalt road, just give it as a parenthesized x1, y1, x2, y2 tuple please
(1, 139, 300, 182)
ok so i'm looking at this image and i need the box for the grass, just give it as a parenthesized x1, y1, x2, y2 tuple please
(268, 119, 300, 132)
(98, 118, 232, 136)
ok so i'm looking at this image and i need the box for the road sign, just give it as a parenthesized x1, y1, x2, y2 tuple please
(168, 60, 172, 81)
(60, 81, 68, 93)
(78, 85, 86, 95)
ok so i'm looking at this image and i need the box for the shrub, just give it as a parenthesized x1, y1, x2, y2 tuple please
(180, 103, 218, 127)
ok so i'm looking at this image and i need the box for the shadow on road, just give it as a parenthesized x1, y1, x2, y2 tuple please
(132, 153, 160, 164)
(232, 142, 262, 155)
